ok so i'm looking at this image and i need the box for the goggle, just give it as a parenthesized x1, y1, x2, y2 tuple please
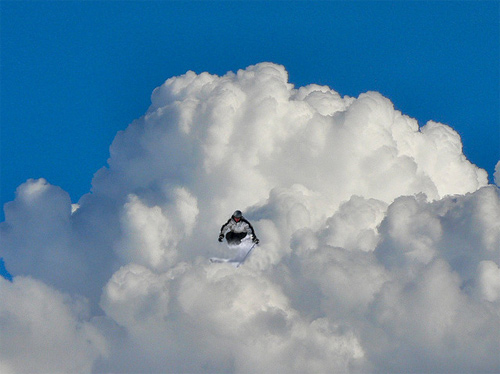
(233, 217, 241, 222)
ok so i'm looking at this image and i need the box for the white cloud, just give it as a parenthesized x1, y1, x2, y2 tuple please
(495, 160, 500, 186)
(0, 179, 80, 290)
(0, 277, 107, 374)
(100, 263, 172, 331)
(114, 187, 198, 270)
(478, 260, 500, 302)
(1, 63, 498, 373)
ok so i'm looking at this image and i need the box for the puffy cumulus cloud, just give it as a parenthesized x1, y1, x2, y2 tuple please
(293, 189, 500, 373)
(0, 276, 107, 374)
(100, 263, 172, 331)
(478, 260, 500, 302)
(177, 265, 364, 373)
(495, 160, 500, 186)
(0, 179, 86, 293)
(97, 263, 364, 373)
(1, 63, 499, 373)
(115, 187, 198, 270)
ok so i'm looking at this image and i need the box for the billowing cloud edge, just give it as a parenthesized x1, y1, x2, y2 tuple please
(1, 63, 499, 373)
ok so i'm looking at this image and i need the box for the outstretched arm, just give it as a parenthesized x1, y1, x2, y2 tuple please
(220, 219, 232, 235)
(242, 219, 258, 242)
(218, 219, 232, 241)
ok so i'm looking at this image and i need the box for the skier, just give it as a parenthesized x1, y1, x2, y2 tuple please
(218, 210, 259, 245)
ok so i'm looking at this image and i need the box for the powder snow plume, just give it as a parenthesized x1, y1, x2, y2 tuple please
(1, 63, 499, 373)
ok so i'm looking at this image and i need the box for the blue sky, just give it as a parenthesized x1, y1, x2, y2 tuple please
(1, 4, 500, 370)
(1, 1, 499, 277)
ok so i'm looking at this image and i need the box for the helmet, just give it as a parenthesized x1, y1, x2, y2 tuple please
(232, 210, 243, 219)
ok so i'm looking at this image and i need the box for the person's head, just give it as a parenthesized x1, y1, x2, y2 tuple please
(232, 210, 243, 222)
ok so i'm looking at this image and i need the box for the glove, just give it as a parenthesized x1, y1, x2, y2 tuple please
(253, 237, 259, 244)
(218, 234, 224, 242)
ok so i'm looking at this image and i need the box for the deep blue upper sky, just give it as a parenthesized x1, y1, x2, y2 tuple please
(1, 1, 499, 220)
